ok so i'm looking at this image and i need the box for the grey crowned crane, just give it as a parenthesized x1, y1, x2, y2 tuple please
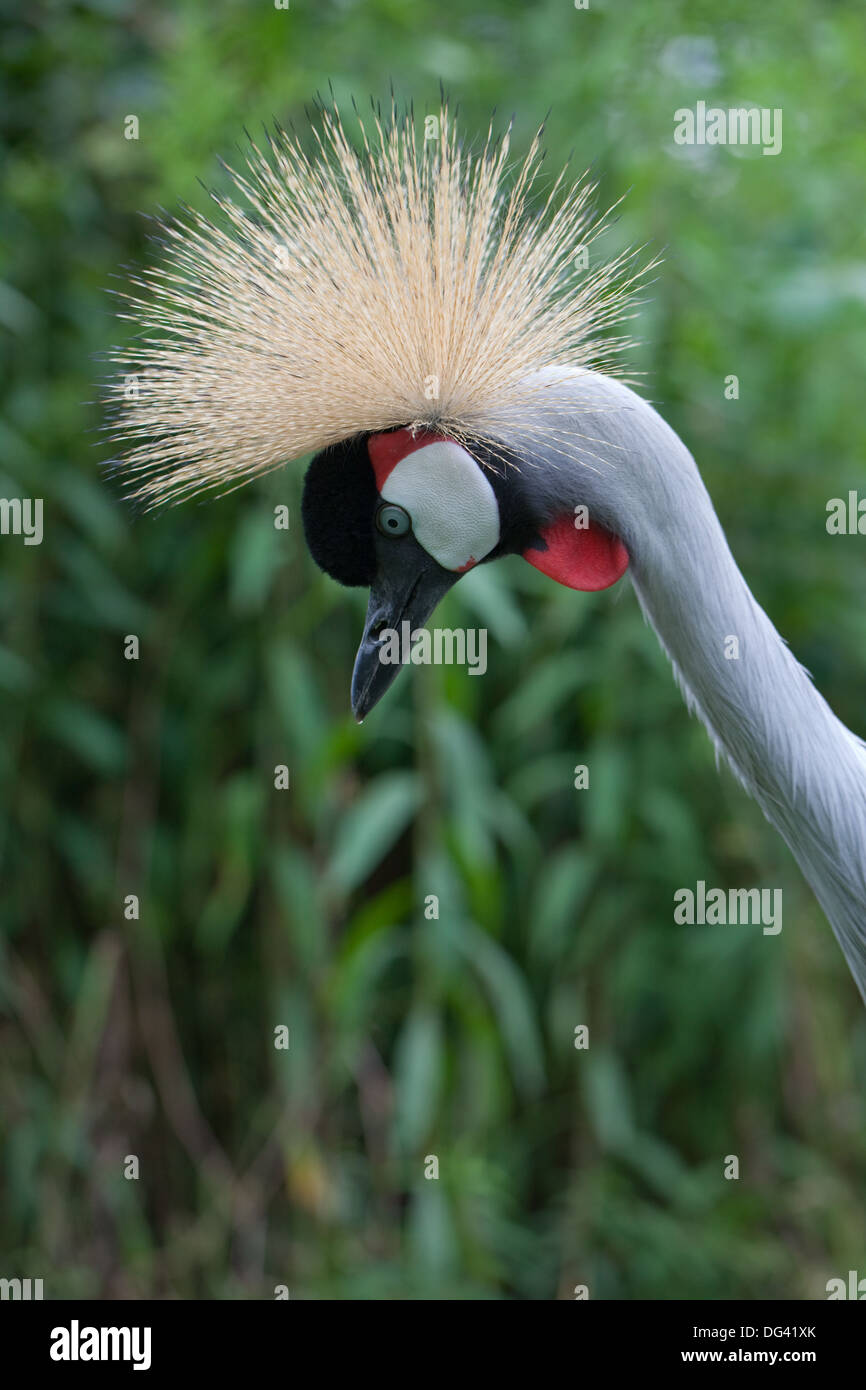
(109, 101, 866, 1005)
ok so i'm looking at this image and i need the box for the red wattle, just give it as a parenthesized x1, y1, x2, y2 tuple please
(523, 515, 629, 591)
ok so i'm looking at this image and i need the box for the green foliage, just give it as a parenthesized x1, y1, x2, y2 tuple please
(2, 0, 866, 1299)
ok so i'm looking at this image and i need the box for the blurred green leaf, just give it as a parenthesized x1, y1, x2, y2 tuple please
(327, 771, 421, 895)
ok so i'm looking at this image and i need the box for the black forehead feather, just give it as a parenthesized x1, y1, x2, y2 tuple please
(301, 435, 379, 586)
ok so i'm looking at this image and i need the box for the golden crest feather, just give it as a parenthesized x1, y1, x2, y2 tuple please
(108, 100, 650, 506)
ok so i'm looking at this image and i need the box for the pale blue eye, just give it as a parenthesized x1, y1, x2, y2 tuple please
(376, 503, 411, 537)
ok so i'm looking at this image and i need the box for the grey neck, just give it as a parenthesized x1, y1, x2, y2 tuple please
(494, 369, 866, 1001)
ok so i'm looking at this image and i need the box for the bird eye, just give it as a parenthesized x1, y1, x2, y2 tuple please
(375, 503, 411, 537)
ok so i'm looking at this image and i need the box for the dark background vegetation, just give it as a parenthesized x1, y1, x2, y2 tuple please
(2, 0, 866, 1299)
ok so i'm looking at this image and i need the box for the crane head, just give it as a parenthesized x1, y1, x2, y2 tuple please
(301, 426, 629, 720)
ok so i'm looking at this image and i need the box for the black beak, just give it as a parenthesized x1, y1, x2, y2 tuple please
(351, 547, 460, 721)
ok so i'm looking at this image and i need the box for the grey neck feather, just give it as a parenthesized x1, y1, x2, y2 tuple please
(487, 368, 866, 1003)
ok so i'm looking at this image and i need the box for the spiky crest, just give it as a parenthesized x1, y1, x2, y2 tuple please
(107, 100, 651, 506)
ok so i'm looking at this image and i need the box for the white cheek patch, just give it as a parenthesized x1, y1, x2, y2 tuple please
(380, 441, 500, 571)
